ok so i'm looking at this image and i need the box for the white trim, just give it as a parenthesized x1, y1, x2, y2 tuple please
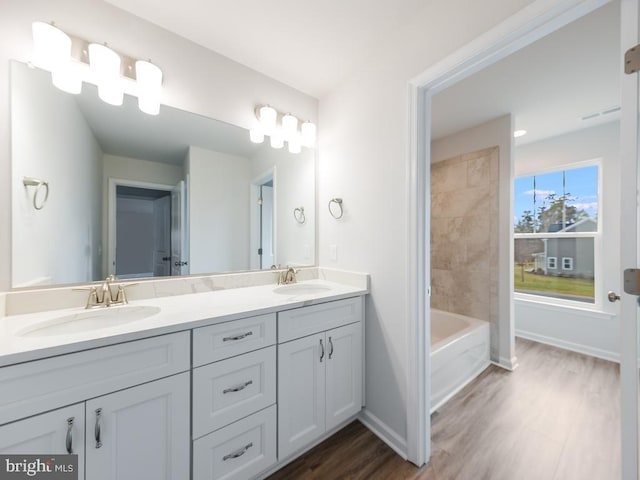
(491, 357, 519, 371)
(358, 409, 408, 460)
(516, 329, 618, 363)
(514, 294, 616, 318)
(407, 0, 610, 467)
(430, 362, 491, 414)
(562, 257, 574, 271)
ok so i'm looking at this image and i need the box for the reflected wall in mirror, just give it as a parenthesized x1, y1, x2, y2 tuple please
(11, 60, 315, 288)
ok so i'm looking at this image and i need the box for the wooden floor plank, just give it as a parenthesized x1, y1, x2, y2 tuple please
(266, 338, 620, 480)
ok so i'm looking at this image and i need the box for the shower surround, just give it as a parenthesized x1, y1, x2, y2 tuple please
(431, 146, 500, 359)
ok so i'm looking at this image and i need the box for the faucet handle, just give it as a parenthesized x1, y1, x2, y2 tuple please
(112, 283, 137, 305)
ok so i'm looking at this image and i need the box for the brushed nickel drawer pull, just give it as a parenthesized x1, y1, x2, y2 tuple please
(223, 331, 253, 342)
(94, 408, 102, 449)
(319, 339, 325, 362)
(66, 417, 74, 454)
(328, 337, 334, 359)
(223, 442, 253, 461)
(223, 380, 253, 394)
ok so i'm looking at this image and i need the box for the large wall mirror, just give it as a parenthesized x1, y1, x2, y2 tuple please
(10, 60, 316, 288)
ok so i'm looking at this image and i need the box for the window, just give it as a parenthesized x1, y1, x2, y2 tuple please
(562, 257, 574, 271)
(514, 163, 598, 303)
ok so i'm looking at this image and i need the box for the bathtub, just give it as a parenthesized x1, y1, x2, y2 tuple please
(430, 309, 490, 413)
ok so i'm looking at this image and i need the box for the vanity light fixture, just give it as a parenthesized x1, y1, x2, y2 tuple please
(88, 43, 123, 106)
(31, 22, 82, 94)
(135, 60, 162, 115)
(251, 104, 316, 153)
(31, 21, 163, 115)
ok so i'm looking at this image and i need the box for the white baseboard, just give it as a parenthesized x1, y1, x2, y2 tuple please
(358, 408, 408, 460)
(516, 329, 618, 363)
(492, 355, 519, 371)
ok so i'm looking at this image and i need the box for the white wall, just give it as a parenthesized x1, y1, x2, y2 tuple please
(318, 0, 534, 454)
(0, 0, 317, 291)
(188, 146, 251, 273)
(514, 120, 621, 361)
(250, 147, 315, 268)
(11, 61, 102, 287)
(431, 114, 515, 367)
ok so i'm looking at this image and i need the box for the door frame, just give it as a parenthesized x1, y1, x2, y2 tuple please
(406, 0, 612, 466)
(107, 178, 175, 277)
(249, 167, 277, 269)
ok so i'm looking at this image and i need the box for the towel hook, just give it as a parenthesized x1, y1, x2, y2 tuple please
(23, 177, 50, 210)
(328, 198, 343, 219)
(293, 206, 306, 224)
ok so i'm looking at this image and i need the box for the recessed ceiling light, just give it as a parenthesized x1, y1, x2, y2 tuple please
(514, 129, 527, 138)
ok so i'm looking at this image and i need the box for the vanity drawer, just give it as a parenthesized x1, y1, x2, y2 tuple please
(193, 313, 276, 366)
(193, 405, 276, 480)
(0, 332, 190, 425)
(278, 297, 363, 343)
(193, 346, 276, 438)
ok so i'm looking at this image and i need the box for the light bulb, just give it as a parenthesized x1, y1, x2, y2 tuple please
(32, 22, 71, 72)
(89, 43, 123, 106)
(136, 60, 162, 115)
(282, 113, 298, 139)
(52, 60, 83, 94)
(270, 130, 284, 149)
(250, 127, 264, 144)
(288, 135, 302, 154)
(301, 121, 316, 147)
(259, 105, 277, 134)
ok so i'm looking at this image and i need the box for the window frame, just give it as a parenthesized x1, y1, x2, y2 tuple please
(547, 256, 557, 269)
(513, 158, 602, 308)
(562, 257, 574, 271)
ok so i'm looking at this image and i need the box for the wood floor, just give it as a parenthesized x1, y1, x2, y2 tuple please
(267, 338, 620, 480)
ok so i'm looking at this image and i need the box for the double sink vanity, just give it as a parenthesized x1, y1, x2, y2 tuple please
(0, 269, 368, 480)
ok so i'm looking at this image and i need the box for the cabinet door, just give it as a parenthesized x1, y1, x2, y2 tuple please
(278, 333, 326, 459)
(326, 322, 362, 431)
(85, 373, 190, 480)
(0, 403, 85, 479)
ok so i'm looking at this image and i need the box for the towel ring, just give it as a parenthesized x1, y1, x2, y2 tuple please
(23, 177, 49, 210)
(328, 198, 343, 219)
(293, 206, 306, 224)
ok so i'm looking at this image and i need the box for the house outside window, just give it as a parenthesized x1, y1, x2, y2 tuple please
(514, 163, 599, 304)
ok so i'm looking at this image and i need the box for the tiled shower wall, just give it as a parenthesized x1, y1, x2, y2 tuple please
(431, 146, 499, 332)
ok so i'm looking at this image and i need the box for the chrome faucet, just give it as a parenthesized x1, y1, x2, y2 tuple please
(80, 275, 133, 309)
(271, 265, 298, 285)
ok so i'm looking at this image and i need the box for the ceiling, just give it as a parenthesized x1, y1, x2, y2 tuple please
(432, 1, 620, 145)
(104, 0, 427, 97)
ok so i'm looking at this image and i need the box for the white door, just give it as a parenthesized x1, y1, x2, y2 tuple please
(261, 185, 275, 269)
(171, 180, 188, 276)
(0, 404, 85, 480)
(325, 322, 363, 431)
(277, 333, 326, 459)
(153, 195, 171, 277)
(620, 0, 640, 477)
(85, 373, 190, 480)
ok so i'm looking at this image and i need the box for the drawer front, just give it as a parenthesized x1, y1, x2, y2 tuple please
(278, 297, 363, 343)
(193, 346, 276, 438)
(193, 313, 276, 367)
(193, 405, 277, 480)
(0, 332, 190, 425)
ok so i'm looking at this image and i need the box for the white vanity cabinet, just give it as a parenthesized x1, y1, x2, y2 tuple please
(0, 332, 191, 480)
(277, 298, 363, 460)
(0, 403, 86, 479)
(192, 313, 278, 480)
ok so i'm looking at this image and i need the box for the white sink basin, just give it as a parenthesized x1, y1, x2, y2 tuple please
(17, 305, 161, 337)
(273, 284, 332, 295)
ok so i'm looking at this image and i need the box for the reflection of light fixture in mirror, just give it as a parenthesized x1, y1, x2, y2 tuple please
(259, 105, 277, 134)
(288, 135, 302, 154)
(301, 121, 317, 147)
(270, 131, 285, 149)
(89, 43, 123, 106)
(135, 60, 162, 115)
(32, 22, 82, 94)
(282, 113, 298, 139)
(250, 127, 265, 143)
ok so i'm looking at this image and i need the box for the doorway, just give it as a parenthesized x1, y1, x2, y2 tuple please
(250, 169, 276, 269)
(407, 0, 639, 475)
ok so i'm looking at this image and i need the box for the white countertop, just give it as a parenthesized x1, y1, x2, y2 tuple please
(0, 279, 367, 367)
